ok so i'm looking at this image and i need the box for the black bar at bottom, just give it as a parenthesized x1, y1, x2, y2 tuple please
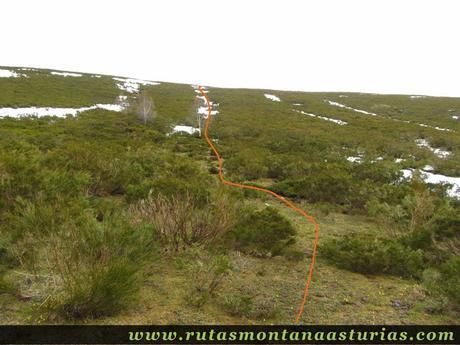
(0, 325, 458, 344)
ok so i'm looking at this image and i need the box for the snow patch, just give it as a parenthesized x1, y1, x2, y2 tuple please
(294, 109, 347, 125)
(423, 165, 434, 171)
(192, 85, 209, 94)
(51, 71, 82, 77)
(415, 139, 451, 158)
(116, 95, 129, 109)
(113, 77, 159, 93)
(347, 156, 363, 163)
(198, 106, 218, 116)
(410, 95, 426, 99)
(264, 94, 281, 102)
(0, 69, 23, 78)
(402, 169, 460, 198)
(0, 104, 124, 118)
(169, 125, 200, 136)
(453, 116, 459, 120)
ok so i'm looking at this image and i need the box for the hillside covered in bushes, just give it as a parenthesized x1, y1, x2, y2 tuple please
(0, 66, 459, 324)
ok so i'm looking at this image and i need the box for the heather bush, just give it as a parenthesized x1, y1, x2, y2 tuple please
(226, 207, 296, 257)
(6, 196, 153, 320)
(321, 233, 425, 278)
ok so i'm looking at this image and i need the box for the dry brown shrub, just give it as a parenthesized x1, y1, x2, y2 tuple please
(130, 191, 237, 251)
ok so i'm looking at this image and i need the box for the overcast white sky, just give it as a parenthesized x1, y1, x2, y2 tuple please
(1, 0, 459, 96)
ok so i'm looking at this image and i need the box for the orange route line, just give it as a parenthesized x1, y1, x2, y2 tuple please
(198, 85, 319, 323)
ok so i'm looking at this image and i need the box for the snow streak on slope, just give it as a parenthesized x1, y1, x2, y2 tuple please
(0, 104, 124, 118)
(51, 71, 83, 77)
(326, 100, 378, 116)
(294, 109, 347, 126)
(326, 99, 454, 132)
(416, 123, 452, 132)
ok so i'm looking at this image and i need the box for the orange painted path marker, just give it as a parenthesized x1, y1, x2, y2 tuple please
(198, 86, 319, 323)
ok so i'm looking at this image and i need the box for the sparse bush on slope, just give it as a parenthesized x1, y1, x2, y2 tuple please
(185, 253, 232, 308)
(4, 195, 154, 320)
(322, 182, 460, 310)
(424, 256, 460, 311)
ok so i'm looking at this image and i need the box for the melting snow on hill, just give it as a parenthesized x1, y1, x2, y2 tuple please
(347, 156, 363, 163)
(294, 109, 347, 125)
(198, 106, 219, 116)
(113, 77, 160, 93)
(402, 169, 460, 198)
(326, 99, 454, 132)
(416, 123, 452, 132)
(193, 86, 219, 117)
(264, 94, 281, 102)
(0, 69, 25, 78)
(415, 139, 451, 158)
(168, 85, 219, 136)
(169, 125, 200, 135)
(326, 100, 378, 116)
(0, 104, 124, 118)
(410, 95, 426, 99)
(51, 71, 83, 77)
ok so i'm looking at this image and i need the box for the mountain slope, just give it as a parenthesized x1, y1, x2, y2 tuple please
(0, 66, 458, 324)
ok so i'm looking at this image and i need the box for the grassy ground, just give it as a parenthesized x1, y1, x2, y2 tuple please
(3, 205, 455, 324)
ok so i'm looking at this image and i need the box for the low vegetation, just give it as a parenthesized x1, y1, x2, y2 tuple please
(0, 67, 458, 323)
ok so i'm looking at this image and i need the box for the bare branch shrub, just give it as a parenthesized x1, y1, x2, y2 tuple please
(137, 90, 156, 124)
(130, 191, 237, 251)
(408, 190, 435, 232)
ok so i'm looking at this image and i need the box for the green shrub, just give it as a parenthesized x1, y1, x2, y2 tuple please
(271, 172, 352, 205)
(49, 215, 153, 320)
(423, 256, 460, 311)
(321, 233, 425, 278)
(58, 260, 141, 319)
(0, 266, 13, 294)
(226, 149, 269, 180)
(220, 292, 253, 317)
(248, 295, 279, 320)
(400, 229, 434, 251)
(226, 207, 296, 257)
(7, 199, 154, 320)
(186, 254, 232, 308)
(436, 257, 460, 309)
(284, 249, 305, 262)
(429, 208, 460, 240)
(220, 291, 278, 320)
